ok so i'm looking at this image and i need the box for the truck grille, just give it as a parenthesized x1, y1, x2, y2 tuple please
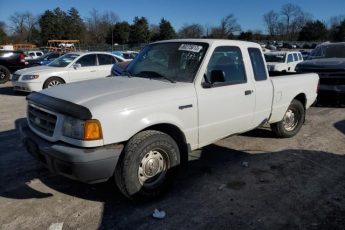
(12, 74, 20, 81)
(28, 105, 57, 137)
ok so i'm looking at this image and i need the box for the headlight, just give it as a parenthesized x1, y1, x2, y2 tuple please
(63, 116, 103, 140)
(22, 74, 39, 80)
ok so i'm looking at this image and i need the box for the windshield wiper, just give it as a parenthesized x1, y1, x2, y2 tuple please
(137, 71, 176, 83)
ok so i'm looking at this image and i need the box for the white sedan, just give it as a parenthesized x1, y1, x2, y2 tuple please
(12, 52, 125, 92)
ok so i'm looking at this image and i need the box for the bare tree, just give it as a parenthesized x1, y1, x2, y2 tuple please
(178, 23, 204, 38)
(86, 9, 119, 45)
(329, 15, 345, 28)
(221, 14, 241, 37)
(263, 10, 279, 37)
(210, 14, 241, 39)
(280, 4, 303, 40)
(9, 11, 38, 43)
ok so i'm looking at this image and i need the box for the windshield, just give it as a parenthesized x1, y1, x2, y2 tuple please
(126, 42, 209, 83)
(264, 53, 286, 63)
(48, 53, 79, 67)
(308, 44, 345, 59)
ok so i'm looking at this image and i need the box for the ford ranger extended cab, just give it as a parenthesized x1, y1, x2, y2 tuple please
(17, 39, 319, 200)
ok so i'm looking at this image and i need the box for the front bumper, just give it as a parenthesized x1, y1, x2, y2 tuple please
(16, 119, 124, 184)
(12, 81, 42, 92)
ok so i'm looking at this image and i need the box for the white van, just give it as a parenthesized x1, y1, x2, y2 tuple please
(265, 51, 303, 72)
(25, 51, 44, 60)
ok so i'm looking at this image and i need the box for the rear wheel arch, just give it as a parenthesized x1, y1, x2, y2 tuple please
(293, 93, 307, 109)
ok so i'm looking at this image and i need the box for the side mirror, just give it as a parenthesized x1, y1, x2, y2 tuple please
(73, 63, 81, 69)
(202, 74, 212, 88)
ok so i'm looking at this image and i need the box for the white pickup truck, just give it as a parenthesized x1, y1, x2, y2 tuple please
(17, 39, 319, 200)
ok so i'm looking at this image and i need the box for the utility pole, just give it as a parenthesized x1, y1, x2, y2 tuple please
(111, 25, 114, 51)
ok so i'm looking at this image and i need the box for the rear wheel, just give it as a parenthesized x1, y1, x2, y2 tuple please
(43, 77, 64, 89)
(271, 99, 305, 138)
(115, 130, 180, 201)
(0, 65, 10, 84)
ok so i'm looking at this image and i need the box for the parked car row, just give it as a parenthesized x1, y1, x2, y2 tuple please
(0, 50, 27, 83)
(295, 42, 345, 102)
(11, 52, 126, 92)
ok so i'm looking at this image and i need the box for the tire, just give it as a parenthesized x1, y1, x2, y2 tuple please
(43, 77, 64, 89)
(115, 130, 180, 201)
(270, 99, 305, 138)
(0, 65, 11, 84)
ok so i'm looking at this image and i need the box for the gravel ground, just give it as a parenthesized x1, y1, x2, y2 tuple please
(0, 81, 344, 230)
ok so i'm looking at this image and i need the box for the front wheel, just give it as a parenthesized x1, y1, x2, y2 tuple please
(115, 130, 180, 201)
(270, 99, 305, 138)
(43, 77, 64, 89)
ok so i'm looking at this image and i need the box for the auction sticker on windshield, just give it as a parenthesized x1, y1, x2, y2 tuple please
(179, 44, 203, 53)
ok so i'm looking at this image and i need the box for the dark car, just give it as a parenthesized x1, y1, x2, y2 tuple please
(27, 52, 63, 67)
(296, 42, 345, 103)
(111, 61, 130, 76)
(0, 50, 27, 84)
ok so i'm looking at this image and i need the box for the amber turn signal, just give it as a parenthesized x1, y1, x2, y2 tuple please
(83, 120, 103, 140)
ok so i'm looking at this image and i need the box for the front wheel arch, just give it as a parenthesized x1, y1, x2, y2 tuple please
(43, 76, 65, 89)
(115, 130, 180, 200)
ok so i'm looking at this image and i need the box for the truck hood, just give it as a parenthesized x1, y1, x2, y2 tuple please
(298, 58, 345, 70)
(15, 65, 64, 75)
(40, 77, 194, 114)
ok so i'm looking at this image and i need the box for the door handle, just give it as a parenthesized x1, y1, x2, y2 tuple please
(244, 90, 253, 95)
(90, 70, 97, 72)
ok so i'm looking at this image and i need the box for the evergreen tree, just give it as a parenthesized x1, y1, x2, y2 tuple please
(129, 17, 150, 43)
(331, 19, 345, 42)
(298, 20, 328, 41)
(157, 18, 176, 40)
(66, 7, 86, 41)
(107, 21, 131, 44)
(0, 22, 8, 44)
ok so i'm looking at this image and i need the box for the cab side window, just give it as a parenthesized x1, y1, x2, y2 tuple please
(293, 53, 298, 61)
(248, 48, 267, 81)
(206, 46, 246, 85)
(287, 54, 293, 63)
(76, 54, 97, 67)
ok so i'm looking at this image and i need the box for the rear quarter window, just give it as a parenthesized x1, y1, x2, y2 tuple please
(248, 48, 267, 81)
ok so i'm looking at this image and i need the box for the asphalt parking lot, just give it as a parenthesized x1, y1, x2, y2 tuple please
(0, 81, 344, 230)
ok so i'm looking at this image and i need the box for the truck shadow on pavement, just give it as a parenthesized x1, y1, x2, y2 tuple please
(1, 129, 345, 229)
(0, 86, 28, 96)
(334, 120, 345, 135)
(314, 95, 345, 108)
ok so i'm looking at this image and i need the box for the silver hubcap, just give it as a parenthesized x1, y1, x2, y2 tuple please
(48, 80, 61, 88)
(283, 109, 298, 131)
(0, 70, 5, 79)
(138, 149, 167, 187)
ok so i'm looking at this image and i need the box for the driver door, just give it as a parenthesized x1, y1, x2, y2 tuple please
(196, 46, 255, 147)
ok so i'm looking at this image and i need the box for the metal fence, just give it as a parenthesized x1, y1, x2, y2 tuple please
(80, 43, 147, 52)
